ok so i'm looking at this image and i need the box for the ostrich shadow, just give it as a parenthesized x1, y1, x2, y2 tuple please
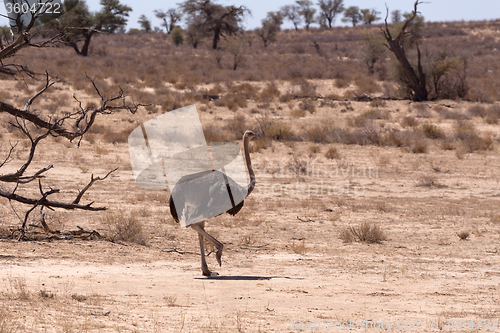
(194, 275, 304, 281)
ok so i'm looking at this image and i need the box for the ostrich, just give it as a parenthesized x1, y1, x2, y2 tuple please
(169, 130, 256, 276)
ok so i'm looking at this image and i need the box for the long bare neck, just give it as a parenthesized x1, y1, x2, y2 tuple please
(243, 134, 255, 196)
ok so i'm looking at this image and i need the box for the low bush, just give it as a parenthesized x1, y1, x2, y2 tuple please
(265, 122, 294, 141)
(421, 123, 446, 139)
(325, 147, 341, 159)
(340, 222, 387, 244)
(103, 213, 147, 246)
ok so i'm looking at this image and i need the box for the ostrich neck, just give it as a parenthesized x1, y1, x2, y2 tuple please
(243, 134, 255, 196)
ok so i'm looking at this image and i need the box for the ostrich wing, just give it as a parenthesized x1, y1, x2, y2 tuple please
(171, 170, 247, 227)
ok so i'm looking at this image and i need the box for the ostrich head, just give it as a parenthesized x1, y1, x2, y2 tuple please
(244, 130, 256, 139)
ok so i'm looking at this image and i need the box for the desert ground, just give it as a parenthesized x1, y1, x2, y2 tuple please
(1, 22, 500, 332)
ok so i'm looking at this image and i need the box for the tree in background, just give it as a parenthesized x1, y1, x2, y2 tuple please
(341, 6, 361, 27)
(362, 34, 386, 75)
(382, 1, 427, 101)
(223, 34, 247, 70)
(317, 0, 344, 28)
(360, 8, 380, 25)
(185, 15, 205, 48)
(138, 15, 152, 33)
(51, 0, 132, 56)
(256, 11, 283, 47)
(280, 4, 302, 31)
(180, 0, 249, 50)
(154, 8, 182, 34)
(296, 0, 316, 30)
(96, 0, 132, 32)
(391, 9, 402, 23)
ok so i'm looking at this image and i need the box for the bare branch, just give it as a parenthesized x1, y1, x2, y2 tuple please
(0, 186, 107, 211)
(395, 1, 422, 44)
(24, 73, 58, 111)
(0, 123, 52, 183)
(0, 142, 18, 169)
(0, 165, 53, 183)
(73, 168, 119, 204)
(0, 76, 144, 142)
(20, 180, 60, 235)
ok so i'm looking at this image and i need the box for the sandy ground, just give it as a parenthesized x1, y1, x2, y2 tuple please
(1, 87, 500, 332)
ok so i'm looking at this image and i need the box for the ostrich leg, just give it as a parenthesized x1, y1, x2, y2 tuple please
(197, 229, 214, 276)
(191, 222, 224, 275)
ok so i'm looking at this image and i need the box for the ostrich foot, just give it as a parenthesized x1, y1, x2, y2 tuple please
(216, 244, 223, 267)
(202, 269, 219, 276)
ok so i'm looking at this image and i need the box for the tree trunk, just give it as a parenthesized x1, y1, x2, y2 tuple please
(80, 35, 92, 57)
(69, 42, 82, 56)
(212, 28, 221, 49)
(386, 39, 427, 101)
(382, 1, 428, 101)
(76, 30, 95, 57)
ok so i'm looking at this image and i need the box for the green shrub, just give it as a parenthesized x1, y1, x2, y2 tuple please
(171, 27, 184, 46)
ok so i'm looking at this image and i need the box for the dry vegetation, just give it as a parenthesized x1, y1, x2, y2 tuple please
(1, 19, 500, 332)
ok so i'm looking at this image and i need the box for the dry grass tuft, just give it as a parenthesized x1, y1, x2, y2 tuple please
(39, 290, 55, 299)
(250, 137, 272, 153)
(401, 116, 419, 127)
(265, 122, 294, 141)
(485, 104, 500, 124)
(409, 138, 429, 154)
(454, 122, 493, 152)
(304, 125, 329, 143)
(369, 99, 387, 108)
(421, 123, 446, 139)
(203, 125, 229, 143)
(468, 104, 487, 118)
(417, 176, 445, 188)
(163, 295, 178, 307)
(103, 213, 147, 246)
(438, 108, 470, 120)
(457, 231, 470, 240)
(325, 147, 341, 159)
(290, 108, 306, 118)
(9, 276, 30, 301)
(340, 222, 387, 244)
(93, 126, 134, 144)
(256, 83, 281, 102)
(224, 114, 247, 139)
(290, 240, 306, 254)
(440, 140, 456, 150)
(71, 294, 87, 302)
(455, 148, 466, 159)
(299, 100, 316, 114)
(308, 144, 321, 156)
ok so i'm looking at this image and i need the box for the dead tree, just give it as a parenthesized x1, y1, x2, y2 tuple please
(0, 8, 144, 239)
(381, 1, 428, 101)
